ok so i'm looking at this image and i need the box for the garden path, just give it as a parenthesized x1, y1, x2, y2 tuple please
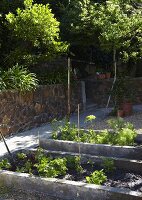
(0, 105, 142, 157)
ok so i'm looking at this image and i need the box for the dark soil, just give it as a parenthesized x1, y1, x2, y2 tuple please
(63, 165, 142, 192)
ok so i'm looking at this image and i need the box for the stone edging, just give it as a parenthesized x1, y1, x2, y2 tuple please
(0, 170, 142, 200)
(39, 137, 142, 160)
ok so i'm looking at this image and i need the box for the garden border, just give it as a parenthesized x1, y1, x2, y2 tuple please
(39, 136, 142, 160)
(0, 170, 142, 200)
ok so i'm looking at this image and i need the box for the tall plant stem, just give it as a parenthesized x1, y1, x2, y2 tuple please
(106, 48, 117, 108)
(0, 132, 15, 166)
(67, 56, 71, 121)
(78, 104, 81, 155)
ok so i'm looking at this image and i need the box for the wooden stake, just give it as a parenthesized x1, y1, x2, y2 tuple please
(67, 57, 71, 120)
(78, 104, 81, 155)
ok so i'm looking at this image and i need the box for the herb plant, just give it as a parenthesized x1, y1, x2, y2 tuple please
(0, 159, 11, 170)
(52, 116, 137, 146)
(86, 170, 107, 185)
(102, 158, 116, 173)
(66, 156, 83, 173)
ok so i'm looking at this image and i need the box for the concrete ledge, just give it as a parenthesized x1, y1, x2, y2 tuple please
(0, 170, 142, 200)
(39, 138, 142, 160)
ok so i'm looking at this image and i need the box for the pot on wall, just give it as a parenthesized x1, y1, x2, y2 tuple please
(106, 72, 111, 79)
(117, 109, 124, 117)
(122, 102, 133, 116)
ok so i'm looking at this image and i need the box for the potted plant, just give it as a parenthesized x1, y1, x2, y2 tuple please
(96, 68, 106, 80)
(112, 76, 134, 117)
(106, 71, 111, 79)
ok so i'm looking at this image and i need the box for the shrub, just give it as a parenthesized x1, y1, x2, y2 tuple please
(0, 64, 38, 92)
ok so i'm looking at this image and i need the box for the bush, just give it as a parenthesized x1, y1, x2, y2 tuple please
(0, 64, 38, 92)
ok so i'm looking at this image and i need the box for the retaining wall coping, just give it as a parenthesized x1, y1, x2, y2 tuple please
(0, 170, 142, 200)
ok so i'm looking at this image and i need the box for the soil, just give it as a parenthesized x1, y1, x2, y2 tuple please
(4, 152, 142, 193)
(64, 165, 142, 192)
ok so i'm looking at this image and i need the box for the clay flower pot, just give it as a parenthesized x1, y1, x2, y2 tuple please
(117, 109, 124, 118)
(122, 102, 133, 116)
(98, 74, 105, 79)
(106, 72, 111, 79)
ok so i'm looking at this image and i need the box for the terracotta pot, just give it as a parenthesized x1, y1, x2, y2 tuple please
(117, 110, 124, 118)
(98, 74, 106, 79)
(122, 102, 133, 116)
(106, 72, 111, 79)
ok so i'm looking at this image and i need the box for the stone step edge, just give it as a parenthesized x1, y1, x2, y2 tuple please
(0, 170, 142, 200)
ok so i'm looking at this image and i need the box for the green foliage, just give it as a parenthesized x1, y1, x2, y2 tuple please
(107, 118, 135, 132)
(0, 159, 11, 170)
(86, 169, 107, 185)
(85, 115, 96, 130)
(111, 76, 135, 108)
(38, 68, 75, 85)
(52, 116, 137, 146)
(16, 160, 33, 174)
(17, 153, 27, 160)
(61, 0, 142, 62)
(102, 158, 116, 173)
(66, 156, 83, 173)
(34, 148, 67, 177)
(5, 0, 68, 65)
(51, 118, 80, 141)
(35, 157, 67, 178)
(0, 64, 38, 92)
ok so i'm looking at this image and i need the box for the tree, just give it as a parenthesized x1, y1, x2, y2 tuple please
(61, 0, 142, 68)
(5, 0, 68, 66)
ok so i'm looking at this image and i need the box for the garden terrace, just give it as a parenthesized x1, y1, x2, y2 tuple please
(0, 148, 142, 200)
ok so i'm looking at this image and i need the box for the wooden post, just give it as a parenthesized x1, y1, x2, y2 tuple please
(67, 56, 71, 120)
(106, 49, 117, 108)
(78, 104, 81, 155)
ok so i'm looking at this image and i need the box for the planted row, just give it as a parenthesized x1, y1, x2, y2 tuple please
(52, 117, 137, 146)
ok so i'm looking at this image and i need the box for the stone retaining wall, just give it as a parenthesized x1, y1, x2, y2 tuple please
(0, 83, 82, 136)
(85, 77, 142, 107)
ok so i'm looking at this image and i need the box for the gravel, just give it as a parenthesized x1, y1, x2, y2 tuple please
(91, 111, 142, 133)
(0, 187, 61, 200)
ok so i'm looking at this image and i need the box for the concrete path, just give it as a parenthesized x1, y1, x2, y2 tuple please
(0, 105, 142, 157)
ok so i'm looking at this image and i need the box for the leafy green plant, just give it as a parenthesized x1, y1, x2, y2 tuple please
(6, 0, 68, 64)
(0, 159, 11, 170)
(17, 153, 27, 160)
(52, 116, 137, 146)
(115, 128, 137, 146)
(38, 68, 75, 85)
(51, 118, 80, 141)
(3, 64, 38, 92)
(86, 170, 107, 185)
(35, 157, 67, 178)
(85, 115, 96, 129)
(0, 64, 38, 92)
(16, 160, 32, 174)
(66, 156, 83, 173)
(102, 158, 116, 173)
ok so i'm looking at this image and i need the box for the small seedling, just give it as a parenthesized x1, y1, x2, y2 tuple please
(102, 158, 116, 173)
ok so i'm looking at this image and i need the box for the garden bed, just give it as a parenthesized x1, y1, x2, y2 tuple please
(0, 149, 142, 200)
(39, 137, 142, 160)
(40, 117, 142, 160)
